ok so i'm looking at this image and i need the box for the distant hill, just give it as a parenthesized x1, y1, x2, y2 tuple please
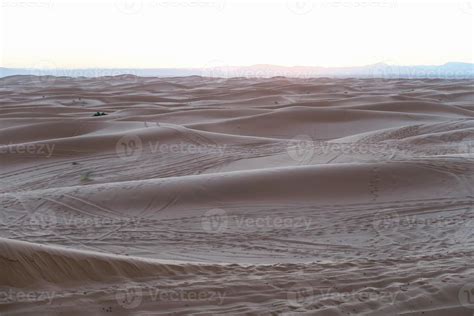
(1, 62, 473, 79)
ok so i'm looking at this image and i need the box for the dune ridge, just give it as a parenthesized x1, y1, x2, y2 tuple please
(0, 76, 473, 315)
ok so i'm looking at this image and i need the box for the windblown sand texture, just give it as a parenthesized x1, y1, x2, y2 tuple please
(0, 76, 473, 315)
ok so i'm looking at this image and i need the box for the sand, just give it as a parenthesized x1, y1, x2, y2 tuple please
(0, 76, 473, 315)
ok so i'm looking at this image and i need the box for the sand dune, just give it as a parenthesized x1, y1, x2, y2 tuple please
(0, 76, 473, 315)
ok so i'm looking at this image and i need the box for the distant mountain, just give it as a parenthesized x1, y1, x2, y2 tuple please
(1, 62, 473, 79)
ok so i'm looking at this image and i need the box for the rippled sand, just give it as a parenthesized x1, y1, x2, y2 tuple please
(1, 76, 473, 315)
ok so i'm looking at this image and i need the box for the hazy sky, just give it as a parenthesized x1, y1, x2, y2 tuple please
(1, 0, 473, 69)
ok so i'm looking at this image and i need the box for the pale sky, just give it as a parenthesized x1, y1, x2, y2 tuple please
(1, 0, 473, 69)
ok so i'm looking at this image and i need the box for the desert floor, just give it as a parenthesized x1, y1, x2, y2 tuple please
(0, 76, 473, 315)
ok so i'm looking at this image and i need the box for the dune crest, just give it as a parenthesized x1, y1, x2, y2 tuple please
(0, 76, 473, 315)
